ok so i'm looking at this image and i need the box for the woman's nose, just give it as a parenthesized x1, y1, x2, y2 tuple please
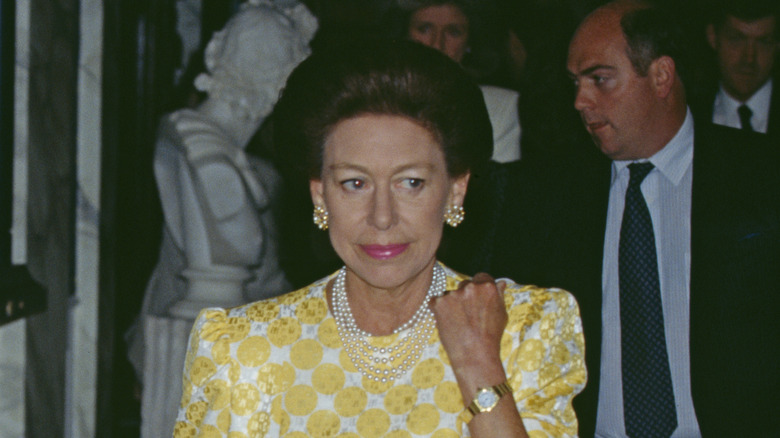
(368, 187, 396, 230)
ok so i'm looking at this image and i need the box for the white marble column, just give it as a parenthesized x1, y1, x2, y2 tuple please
(64, 0, 103, 436)
(141, 316, 194, 437)
(0, 1, 32, 436)
(0, 320, 25, 438)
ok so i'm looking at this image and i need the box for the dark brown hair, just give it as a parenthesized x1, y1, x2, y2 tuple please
(273, 39, 493, 181)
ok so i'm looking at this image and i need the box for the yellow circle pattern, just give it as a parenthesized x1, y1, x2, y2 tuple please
(296, 298, 328, 324)
(211, 338, 231, 365)
(271, 395, 291, 434)
(290, 339, 324, 370)
(257, 362, 296, 395)
(230, 383, 260, 416)
(285, 385, 318, 416)
(236, 336, 271, 367)
(247, 411, 271, 437)
(185, 401, 207, 425)
(198, 424, 222, 438)
(189, 357, 217, 386)
(356, 409, 391, 438)
(334, 386, 367, 417)
(217, 408, 231, 432)
(384, 385, 418, 415)
(306, 410, 341, 438)
(204, 379, 229, 411)
(406, 403, 440, 435)
(312, 363, 346, 395)
(431, 429, 459, 438)
(175, 272, 585, 438)
(246, 301, 279, 322)
(433, 381, 463, 413)
(411, 358, 445, 389)
(318, 319, 342, 349)
(267, 317, 302, 347)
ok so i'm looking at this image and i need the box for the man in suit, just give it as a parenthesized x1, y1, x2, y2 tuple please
(698, 0, 780, 136)
(488, 1, 780, 436)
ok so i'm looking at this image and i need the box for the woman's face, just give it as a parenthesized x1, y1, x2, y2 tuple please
(408, 4, 470, 63)
(310, 114, 469, 291)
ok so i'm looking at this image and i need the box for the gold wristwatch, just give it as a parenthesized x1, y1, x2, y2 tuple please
(461, 381, 512, 423)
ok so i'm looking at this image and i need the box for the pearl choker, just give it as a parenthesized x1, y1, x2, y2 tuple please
(332, 264, 446, 382)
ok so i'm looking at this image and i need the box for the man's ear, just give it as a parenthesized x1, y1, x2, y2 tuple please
(449, 172, 470, 207)
(310, 179, 324, 206)
(706, 24, 717, 50)
(650, 55, 676, 99)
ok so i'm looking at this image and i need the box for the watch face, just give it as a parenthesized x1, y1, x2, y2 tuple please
(476, 389, 499, 410)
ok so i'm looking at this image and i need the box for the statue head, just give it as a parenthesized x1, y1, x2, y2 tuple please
(194, 0, 318, 124)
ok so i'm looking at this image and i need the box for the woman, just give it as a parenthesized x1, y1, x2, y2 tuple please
(383, 0, 521, 163)
(174, 41, 584, 437)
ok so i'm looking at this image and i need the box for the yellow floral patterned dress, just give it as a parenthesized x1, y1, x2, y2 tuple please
(174, 263, 586, 437)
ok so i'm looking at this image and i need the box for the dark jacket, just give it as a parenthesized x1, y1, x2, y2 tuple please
(486, 124, 780, 437)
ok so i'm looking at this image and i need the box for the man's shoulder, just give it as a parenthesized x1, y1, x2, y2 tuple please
(694, 122, 778, 161)
(692, 123, 780, 203)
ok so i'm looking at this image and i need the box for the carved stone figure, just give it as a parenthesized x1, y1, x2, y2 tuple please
(127, 0, 317, 381)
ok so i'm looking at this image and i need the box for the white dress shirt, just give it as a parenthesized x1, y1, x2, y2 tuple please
(712, 79, 772, 133)
(595, 110, 701, 438)
(480, 85, 521, 163)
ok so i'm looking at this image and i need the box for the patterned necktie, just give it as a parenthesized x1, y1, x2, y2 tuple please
(738, 104, 754, 132)
(620, 162, 677, 438)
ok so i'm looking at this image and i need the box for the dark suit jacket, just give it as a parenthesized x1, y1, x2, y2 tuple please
(690, 76, 780, 139)
(485, 124, 780, 437)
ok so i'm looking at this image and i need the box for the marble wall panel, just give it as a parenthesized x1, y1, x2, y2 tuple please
(0, 0, 32, 435)
(25, 0, 79, 436)
(0, 321, 25, 438)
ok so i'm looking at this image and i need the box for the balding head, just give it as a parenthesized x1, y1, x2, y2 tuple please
(567, 1, 688, 160)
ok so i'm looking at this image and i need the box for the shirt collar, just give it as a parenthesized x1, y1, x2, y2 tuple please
(612, 109, 694, 186)
(715, 78, 773, 117)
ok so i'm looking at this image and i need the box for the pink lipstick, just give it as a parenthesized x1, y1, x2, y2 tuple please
(361, 244, 408, 260)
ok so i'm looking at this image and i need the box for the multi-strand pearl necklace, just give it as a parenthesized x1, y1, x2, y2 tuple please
(332, 264, 446, 382)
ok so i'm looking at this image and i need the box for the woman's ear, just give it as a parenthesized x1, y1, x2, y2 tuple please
(449, 172, 470, 206)
(310, 179, 324, 206)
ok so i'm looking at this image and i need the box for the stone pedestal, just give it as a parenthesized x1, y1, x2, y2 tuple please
(140, 315, 193, 438)
(168, 266, 250, 319)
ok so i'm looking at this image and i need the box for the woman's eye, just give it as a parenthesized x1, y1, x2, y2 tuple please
(446, 27, 465, 38)
(400, 178, 424, 189)
(341, 179, 365, 190)
(413, 23, 432, 34)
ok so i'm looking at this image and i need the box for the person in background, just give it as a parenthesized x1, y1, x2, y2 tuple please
(698, 0, 780, 135)
(489, 1, 780, 436)
(383, 0, 522, 163)
(174, 40, 585, 437)
(496, 0, 592, 165)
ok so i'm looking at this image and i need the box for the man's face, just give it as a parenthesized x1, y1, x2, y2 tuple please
(708, 15, 779, 102)
(567, 9, 660, 161)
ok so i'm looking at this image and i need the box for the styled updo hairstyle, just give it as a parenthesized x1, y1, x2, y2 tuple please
(273, 39, 493, 182)
(380, 0, 504, 81)
(273, 40, 493, 287)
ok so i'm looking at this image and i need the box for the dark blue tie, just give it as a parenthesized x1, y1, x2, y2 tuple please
(738, 104, 754, 132)
(620, 162, 677, 438)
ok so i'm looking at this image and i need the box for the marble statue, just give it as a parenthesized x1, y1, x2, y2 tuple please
(127, 0, 318, 382)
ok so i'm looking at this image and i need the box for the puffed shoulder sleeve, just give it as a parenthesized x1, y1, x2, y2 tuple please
(501, 283, 587, 437)
(173, 307, 239, 436)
